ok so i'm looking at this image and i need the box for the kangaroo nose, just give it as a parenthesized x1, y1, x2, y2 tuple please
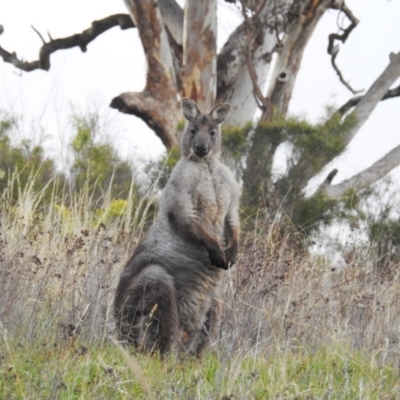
(194, 144, 209, 156)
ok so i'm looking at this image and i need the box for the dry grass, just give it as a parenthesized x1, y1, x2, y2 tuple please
(221, 224, 400, 364)
(0, 172, 152, 344)
(1, 172, 400, 398)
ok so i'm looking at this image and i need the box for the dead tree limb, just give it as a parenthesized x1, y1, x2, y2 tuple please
(327, 2, 361, 94)
(319, 144, 400, 198)
(337, 83, 400, 116)
(0, 14, 134, 71)
(341, 51, 400, 146)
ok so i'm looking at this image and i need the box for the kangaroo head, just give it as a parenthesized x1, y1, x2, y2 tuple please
(180, 98, 231, 159)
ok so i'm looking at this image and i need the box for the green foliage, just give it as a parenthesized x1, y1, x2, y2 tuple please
(290, 193, 339, 235)
(176, 118, 186, 132)
(0, 111, 62, 201)
(220, 122, 252, 176)
(288, 112, 356, 172)
(70, 115, 135, 202)
(242, 112, 356, 217)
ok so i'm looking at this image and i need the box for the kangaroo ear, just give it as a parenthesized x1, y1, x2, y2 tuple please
(181, 98, 200, 122)
(210, 103, 231, 125)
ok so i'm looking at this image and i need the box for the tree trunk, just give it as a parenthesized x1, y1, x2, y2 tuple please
(242, 0, 331, 208)
(111, 0, 180, 147)
(182, 0, 217, 111)
(262, 0, 331, 120)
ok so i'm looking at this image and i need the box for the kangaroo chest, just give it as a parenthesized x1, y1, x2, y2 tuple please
(192, 164, 229, 229)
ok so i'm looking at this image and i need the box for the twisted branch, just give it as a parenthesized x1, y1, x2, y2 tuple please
(0, 14, 135, 72)
(327, 2, 361, 95)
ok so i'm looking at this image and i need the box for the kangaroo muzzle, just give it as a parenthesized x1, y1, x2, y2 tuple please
(194, 144, 210, 158)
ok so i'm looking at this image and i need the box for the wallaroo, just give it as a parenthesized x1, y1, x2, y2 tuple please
(114, 98, 240, 355)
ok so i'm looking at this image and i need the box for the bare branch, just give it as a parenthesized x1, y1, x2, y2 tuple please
(240, 0, 269, 112)
(342, 51, 400, 146)
(0, 14, 135, 71)
(337, 83, 400, 116)
(327, 3, 361, 95)
(319, 144, 400, 198)
(110, 92, 179, 148)
(31, 25, 46, 45)
(324, 169, 338, 185)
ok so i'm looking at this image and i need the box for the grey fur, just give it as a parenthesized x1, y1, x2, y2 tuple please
(114, 98, 240, 355)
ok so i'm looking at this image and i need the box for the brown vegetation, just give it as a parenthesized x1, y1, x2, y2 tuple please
(1, 179, 399, 368)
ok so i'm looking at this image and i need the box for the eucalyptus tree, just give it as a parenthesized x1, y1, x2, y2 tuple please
(1, 0, 400, 223)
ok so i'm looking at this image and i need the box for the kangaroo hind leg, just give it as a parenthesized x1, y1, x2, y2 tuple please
(115, 265, 179, 354)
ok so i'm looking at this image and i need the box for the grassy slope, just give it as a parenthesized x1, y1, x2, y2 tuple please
(1, 339, 398, 399)
(0, 177, 400, 399)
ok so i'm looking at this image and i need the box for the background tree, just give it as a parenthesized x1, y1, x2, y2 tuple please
(1, 0, 400, 230)
(0, 111, 60, 201)
(70, 113, 134, 202)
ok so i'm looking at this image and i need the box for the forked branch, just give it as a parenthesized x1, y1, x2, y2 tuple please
(0, 14, 134, 71)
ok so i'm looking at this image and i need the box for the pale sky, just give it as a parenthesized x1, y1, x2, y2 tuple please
(1, 0, 400, 192)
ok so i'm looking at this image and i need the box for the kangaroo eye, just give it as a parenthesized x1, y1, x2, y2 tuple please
(190, 128, 196, 135)
(210, 130, 216, 137)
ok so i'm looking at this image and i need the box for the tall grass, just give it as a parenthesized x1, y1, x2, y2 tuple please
(1, 171, 400, 398)
(0, 170, 153, 344)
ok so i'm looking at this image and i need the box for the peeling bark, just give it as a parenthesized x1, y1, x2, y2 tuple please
(182, 0, 217, 111)
(113, 0, 180, 147)
(110, 91, 179, 148)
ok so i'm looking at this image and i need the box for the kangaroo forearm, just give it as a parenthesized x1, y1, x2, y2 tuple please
(167, 210, 221, 251)
(224, 222, 239, 249)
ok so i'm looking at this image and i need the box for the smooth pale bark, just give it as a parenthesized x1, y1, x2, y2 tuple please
(217, 1, 293, 125)
(319, 143, 400, 198)
(311, 51, 400, 197)
(220, 26, 276, 126)
(342, 52, 400, 146)
(158, 0, 184, 46)
(182, 0, 217, 111)
(315, 53, 400, 199)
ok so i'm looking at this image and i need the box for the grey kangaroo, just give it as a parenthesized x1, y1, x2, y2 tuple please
(114, 98, 240, 355)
